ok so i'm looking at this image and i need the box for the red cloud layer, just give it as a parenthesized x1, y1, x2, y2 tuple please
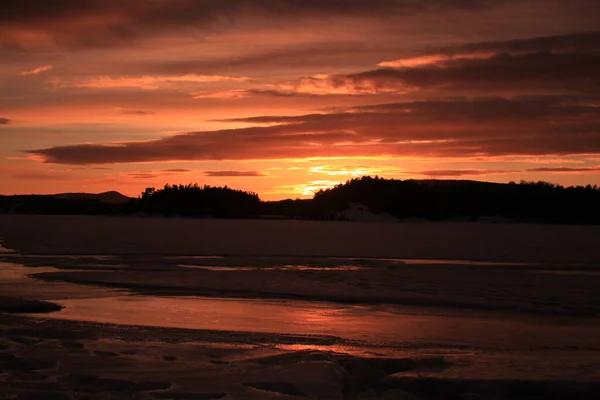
(24, 95, 600, 164)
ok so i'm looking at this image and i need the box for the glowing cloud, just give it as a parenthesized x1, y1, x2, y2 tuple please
(58, 75, 251, 90)
(273, 180, 342, 196)
(20, 65, 53, 76)
(309, 165, 397, 177)
(204, 171, 265, 177)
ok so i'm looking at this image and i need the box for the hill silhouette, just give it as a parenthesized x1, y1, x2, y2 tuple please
(0, 191, 133, 215)
(309, 177, 600, 223)
(1, 177, 599, 224)
(54, 191, 131, 204)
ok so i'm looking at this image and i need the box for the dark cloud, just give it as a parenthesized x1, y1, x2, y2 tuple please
(345, 51, 600, 93)
(0, 0, 506, 24)
(0, 118, 11, 125)
(231, 95, 600, 123)
(12, 170, 76, 181)
(527, 167, 600, 173)
(204, 171, 265, 177)
(118, 109, 154, 115)
(247, 89, 303, 97)
(129, 42, 406, 76)
(436, 31, 600, 55)
(414, 169, 513, 177)
(412, 166, 600, 176)
(188, 31, 600, 99)
(227, 32, 595, 96)
(129, 173, 158, 179)
(126, 169, 193, 178)
(0, 0, 509, 49)
(23, 95, 600, 164)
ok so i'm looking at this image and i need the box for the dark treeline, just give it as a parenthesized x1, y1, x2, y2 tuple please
(138, 184, 260, 218)
(1, 177, 600, 224)
(309, 176, 600, 224)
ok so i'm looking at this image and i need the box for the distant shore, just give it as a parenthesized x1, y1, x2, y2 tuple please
(3, 177, 600, 224)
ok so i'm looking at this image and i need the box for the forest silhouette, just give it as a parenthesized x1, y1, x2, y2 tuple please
(1, 177, 599, 224)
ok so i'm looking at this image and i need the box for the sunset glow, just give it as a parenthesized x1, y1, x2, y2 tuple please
(1, 1, 599, 199)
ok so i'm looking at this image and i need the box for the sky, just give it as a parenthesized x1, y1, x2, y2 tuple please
(1, 0, 599, 200)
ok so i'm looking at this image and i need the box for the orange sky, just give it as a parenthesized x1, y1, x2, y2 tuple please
(1, 1, 599, 200)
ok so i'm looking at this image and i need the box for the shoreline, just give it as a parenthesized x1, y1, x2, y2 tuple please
(2, 216, 600, 399)
(2, 315, 600, 399)
(0, 295, 63, 314)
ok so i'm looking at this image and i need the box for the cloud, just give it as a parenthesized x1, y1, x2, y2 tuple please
(269, 74, 414, 97)
(26, 96, 600, 164)
(413, 169, 514, 177)
(57, 74, 250, 90)
(527, 166, 600, 173)
(275, 75, 412, 96)
(379, 52, 494, 68)
(409, 166, 600, 177)
(0, 118, 10, 125)
(344, 52, 600, 93)
(187, 32, 600, 99)
(20, 65, 53, 76)
(115, 107, 155, 115)
(204, 170, 265, 177)
(129, 173, 158, 179)
(9, 168, 78, 181)
(510, 157, 585, 165)
(193, 82, 409, 100)
(380, 31, 600, 67)
(438, 30, 600, 56)
(0, 0, 510, 50)
(193, 88, 345, 99)
(309, 165, 398, 176)
(262, 31, 597, 95)
(192, 89, 253, 99)
(126, 168, 194, 178)
(0, 0, 504, 22)
(146, 42, 397, 76)
(23, 95, 600, 164)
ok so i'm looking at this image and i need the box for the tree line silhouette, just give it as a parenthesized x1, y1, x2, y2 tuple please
(309, 177, 600, 223)
(1, 177, 599, 224)
(138, 184, 260, 218)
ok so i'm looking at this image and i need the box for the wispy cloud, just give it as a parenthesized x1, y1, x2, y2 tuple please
(413, 169, 514, 177)
(527, 166, 600, 174)
(378, 52, 494, 68)
(20, 65, 53, 76)
(114, 107, 155, 115)
(192, 89, 253, 99)
(56, 74, 251, 90)
(164, 168, 192, 173)
(309, 165, 398, 176)
(204, 170, 265, 177)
